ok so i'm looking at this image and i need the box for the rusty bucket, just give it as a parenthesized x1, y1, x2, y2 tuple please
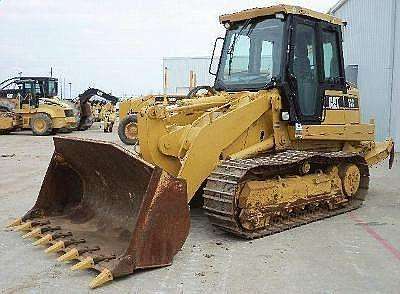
(7, 137, 190, 288)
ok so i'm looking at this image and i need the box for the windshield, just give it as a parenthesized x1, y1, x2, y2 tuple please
(215, 17, 285, 91)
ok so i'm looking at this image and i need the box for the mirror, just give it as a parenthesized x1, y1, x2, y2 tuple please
(209, 37, 224, 76)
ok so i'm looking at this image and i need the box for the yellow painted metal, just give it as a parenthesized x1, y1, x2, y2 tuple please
(71, 257, 95, 271)
(238, 167, 343, 230)
(125, 121, 138, 138)
(289, 124, 375, 141)
(32, 234, 52, 246)
(323, 89, 361, 125)
(89, 268, 113, 289)
(119, 96, 156, 119)
(22, 228, 41, 239)
(100, 102, 116, 131)
(219, 4, 344, 25)
(6, 218, 22, 228)
(229, 137, 274, 160)
(364, 139, 394, 166)
(0, 116, 14, 130)
(0, 97, 77, 134)
(5, 6, 394, 289)
(57, 248, 79, 262)
(32, 117, 46, 132)
(136, 85, 392, 203)
(45, 241, 65, 254)
(119, 94, 186, 120)
(139, 91, 276, 199)
(14, 222, 32, 232)
(118, 94, 189, 143)
(339, 164, 361, 197)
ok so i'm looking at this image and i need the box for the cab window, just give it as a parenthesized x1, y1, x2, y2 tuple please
(293, 23, 319, 117)
(322, 30, 341, 81)
(224, 35, 251, 75)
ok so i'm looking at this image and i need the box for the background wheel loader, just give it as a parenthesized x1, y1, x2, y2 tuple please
(118, 94, 186, 145)
(118, 87, 214, 145)
(0, 77, 77, 135)
(7, 5, 394, 289)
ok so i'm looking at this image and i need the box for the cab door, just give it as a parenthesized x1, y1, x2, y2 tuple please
(319, 22, 349, 125)
(289, 17, 346, 125)
(290, 17, 323, 124)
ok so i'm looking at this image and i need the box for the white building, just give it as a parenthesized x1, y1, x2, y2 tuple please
(330, 0, 400, 145)
(162, 57, 215, 95)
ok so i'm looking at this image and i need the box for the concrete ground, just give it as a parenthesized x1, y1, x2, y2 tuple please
(0, 123, 399, 294)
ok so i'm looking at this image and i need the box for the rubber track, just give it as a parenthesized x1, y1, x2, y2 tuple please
(203, 150, 369, 239)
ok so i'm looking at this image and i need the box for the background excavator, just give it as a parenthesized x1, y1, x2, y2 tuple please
(75, 88, 119, 131)
(7, 5, 394, 289)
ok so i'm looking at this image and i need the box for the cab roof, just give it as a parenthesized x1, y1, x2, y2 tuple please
(219, 4, 343, 26)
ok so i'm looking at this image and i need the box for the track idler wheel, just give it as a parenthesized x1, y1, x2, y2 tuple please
(339, 164, 361, 197)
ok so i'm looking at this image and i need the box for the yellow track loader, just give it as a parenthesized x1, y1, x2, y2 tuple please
(7, 5, 394, 289)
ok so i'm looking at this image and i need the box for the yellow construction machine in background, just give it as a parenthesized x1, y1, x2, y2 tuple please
(7, 5, 394, 289)
(0, 77, 77, 135)
(74, 88, 119, 131)
(100, 102, 116, 133)
(118, 94, 186, 145)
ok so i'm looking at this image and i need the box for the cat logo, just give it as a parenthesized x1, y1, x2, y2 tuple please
(324, 96, 359, 110)
(327, 96, 341, 110)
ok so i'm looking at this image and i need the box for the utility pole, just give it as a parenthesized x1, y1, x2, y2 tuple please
(163, 66, 168, 95)
(69, 82, 72, 100)
(60, 77, 63, 99)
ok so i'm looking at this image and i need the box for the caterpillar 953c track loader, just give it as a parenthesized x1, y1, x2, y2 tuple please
(7, 5, 394, 289)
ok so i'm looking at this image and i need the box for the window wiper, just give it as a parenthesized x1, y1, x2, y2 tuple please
(227, 19, 252, 76)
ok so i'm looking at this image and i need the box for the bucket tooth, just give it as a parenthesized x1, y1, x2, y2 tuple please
(33, 234, 52, 246)
(22, 228, 41, 239)
(6, 217, 22, 228)
(57, 248, 79, 262)
(45, 241, 65, 254)
(45, 239, 86, 254)
(14, 222, 32, 232)
(14, 220, 50, 232)
(89, 268, 113, 289)
(35, 232, 72, 247)
(71, 257, 94, 271)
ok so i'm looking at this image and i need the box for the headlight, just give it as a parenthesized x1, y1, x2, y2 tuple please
(281, 111, 290, 121)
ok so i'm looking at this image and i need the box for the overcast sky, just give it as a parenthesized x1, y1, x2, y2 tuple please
(0, 0, 339, 97)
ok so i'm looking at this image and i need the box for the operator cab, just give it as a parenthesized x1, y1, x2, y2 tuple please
(0, 77, 59, 109)
(16, 79, 39, 108)
(213, 5, 346, 125)
(19, 77, 59, 99)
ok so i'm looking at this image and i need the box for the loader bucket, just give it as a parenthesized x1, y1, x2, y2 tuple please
(8, 137, 190, 288)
